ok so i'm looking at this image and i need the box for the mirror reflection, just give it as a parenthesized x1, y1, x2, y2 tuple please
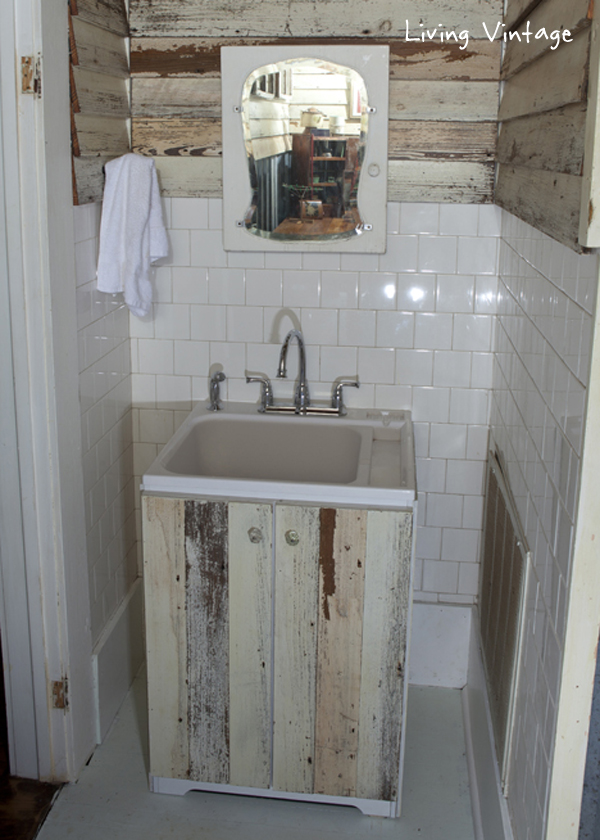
(241, 58, 368, 242)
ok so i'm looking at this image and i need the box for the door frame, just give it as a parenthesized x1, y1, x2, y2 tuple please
(0, 0, 95, 781)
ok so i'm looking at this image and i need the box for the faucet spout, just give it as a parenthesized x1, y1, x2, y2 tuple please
(277, 329, 310, 412)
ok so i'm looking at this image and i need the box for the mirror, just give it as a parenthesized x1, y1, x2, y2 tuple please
(241, 58, 368, 243)
(221, 45, 389, 253)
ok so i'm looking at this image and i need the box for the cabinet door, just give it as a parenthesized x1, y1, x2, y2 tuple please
(273, 505, 412, 803)
(144, 497, 273, 789)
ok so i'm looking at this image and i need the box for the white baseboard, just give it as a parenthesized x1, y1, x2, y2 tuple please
(462, 612, 514, 840)
(409, 602, 472, 688)
(92, 579, 144, 744)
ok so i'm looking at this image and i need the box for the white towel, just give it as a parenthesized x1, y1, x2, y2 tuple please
(97, 153, 169, 317)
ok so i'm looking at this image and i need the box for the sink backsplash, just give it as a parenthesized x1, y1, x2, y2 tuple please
(127, 198, 500, 607)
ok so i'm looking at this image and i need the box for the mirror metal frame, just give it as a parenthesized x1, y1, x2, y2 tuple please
(221, 45, 389, 253)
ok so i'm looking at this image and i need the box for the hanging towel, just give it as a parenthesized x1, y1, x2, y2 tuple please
(97, 153, 169, 317)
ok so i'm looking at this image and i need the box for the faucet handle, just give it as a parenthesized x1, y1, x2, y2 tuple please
(208, 370, 226, 411)
(246, 374, 274, 413)
(331, 379, 360, 415)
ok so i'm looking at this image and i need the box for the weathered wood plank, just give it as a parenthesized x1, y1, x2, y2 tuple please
(495, 164, 584, 251)
(74, 113, 130, 155)
(142, 496, 189, 780)
(388, 160, 494, 202)
(185, 500, 230, 784)
(314, 508, 366, 798)
(389, 120, 496, 161)
(130, 37, 501, 81)
(132, 78, 221, 118)
(73, 154, 111, 204)
(134, 116, 495, 161)
(154, 157, 223, 196)
(228, 503, 272, 789)
(496, 104, 586, 175)
(389, 80, 499, 122)
(132, 118, 223, 157)
(151, 156, 495, 202)
(132, 76, 498, 123)
(501, 0, 592, 80)
(72, 17, 129, 77)
(504, 0, 548, 31)
(74, 0, 128, 37)
(357, 510, 412, 804)
(273, 504, 320, 794)
(129, 1, 503, 39)
(579, 17, 600, 247)
(72, 67, 129, 117)
(498, 27, 590, 121)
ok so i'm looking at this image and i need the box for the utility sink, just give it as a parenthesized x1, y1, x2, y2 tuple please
(142, 401, 416, 508)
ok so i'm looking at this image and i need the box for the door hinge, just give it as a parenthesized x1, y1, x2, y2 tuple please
(51, 678, 69, 710)
(21, 55, 42, 98)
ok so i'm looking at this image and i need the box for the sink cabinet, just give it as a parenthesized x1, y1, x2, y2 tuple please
(142, 495, 413, 816)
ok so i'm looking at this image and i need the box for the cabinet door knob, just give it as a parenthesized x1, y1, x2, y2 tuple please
(248, 527, 263, 543)
(285, 529, 300, 546)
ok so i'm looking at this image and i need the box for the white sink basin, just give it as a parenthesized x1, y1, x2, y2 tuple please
(142, 402, 416, 508)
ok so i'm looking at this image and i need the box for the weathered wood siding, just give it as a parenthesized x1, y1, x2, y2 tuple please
(495, 0, 594, 250)
(69, 0, 130, 204)
(129, 0, 502, 202)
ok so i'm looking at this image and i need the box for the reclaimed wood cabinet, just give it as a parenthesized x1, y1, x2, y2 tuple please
(142, 495, 413, 816)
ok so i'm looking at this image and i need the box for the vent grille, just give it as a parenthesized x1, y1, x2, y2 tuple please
(479, 451, 530, 791)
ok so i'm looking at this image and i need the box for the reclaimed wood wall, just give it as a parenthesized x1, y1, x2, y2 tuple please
(143, 495, 413, 805)
(128, 0, 502, 203)
(495, 0, 594, 250)
(69, 0, 130, 204)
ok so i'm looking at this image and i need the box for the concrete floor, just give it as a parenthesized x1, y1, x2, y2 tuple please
(37, 671, 475, 840)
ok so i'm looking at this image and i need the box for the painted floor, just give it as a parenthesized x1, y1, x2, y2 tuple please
(38, 672, 475, 840)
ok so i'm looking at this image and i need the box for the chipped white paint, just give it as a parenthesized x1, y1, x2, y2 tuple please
(272, 504, 320, 794)
(228, 502, 272, 789)
(142, 496, 189, 780)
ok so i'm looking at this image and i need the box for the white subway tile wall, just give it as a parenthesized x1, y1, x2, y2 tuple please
(491, 211, 598, 840)
(74, 203, 136, 643)
(130, 200, 501, 603)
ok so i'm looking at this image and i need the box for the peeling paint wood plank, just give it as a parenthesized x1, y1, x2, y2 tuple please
(496, 103, 586, 175)
(142, 496, 189, 780)
(388, 160, 494, 202)
(133, 117, 495, 162)
(501, 0, 592, 81)
(389, 120, 496, 161)
(185, 500, 230, 784)
(357, 510, 412, 803)
(504, 0, 549, 31)
(273, 504, 320, 794)
(74, 113, 130, 155)
(151, 157, 494, 203)
(132, 78, 221, 118)
(72, 17, 129, 77)
(129, 0, 503, 39)
(314, 508, 366, 798)
(131, 76, 498, 123)
(74, 0, 129, 37)
(495, 163, 584, 251)
(390, 80, 499, 122)
(130, 37, 501, 81)
(498, 27, 590, 122)
(72, 67, 129, 117)
(73, 155, 110, 204)
(132, 118, 223, 157)
(228, 503, 272, 789)
(154, 156, 223, 196)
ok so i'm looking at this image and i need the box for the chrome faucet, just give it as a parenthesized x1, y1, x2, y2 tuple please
(208, 370, 225, 411)
(277, 329, 310, 413)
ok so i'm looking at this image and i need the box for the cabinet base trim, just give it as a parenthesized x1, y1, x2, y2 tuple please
(149, 775, 398, 817)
